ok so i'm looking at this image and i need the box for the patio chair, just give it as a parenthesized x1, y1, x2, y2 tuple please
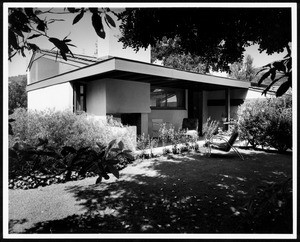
(182, 118, 199, 140)
(204, 127, 244, 160)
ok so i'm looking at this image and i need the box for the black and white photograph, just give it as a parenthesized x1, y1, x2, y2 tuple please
(3, 2, 297, 239)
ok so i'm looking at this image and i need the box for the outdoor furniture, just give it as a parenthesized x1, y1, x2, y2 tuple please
(204, 128, 244, 160)
(182, 118, 199, 140)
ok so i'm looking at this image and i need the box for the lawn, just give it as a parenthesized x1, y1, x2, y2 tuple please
(9, 147, 293, 234)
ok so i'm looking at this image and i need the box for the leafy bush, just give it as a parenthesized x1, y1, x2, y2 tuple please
(237, 96, 292, 151)
(237, 99, 270, 148)
(136, 133, 158, 158)
(158, 123, 175, 146)
(202, 117, 220, 140)
(9, 138, 134, 187)
(9, 108, 135, 150)
(9, 75, 27, 113)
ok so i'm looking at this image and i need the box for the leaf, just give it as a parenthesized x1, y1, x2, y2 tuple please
(67, 8, 79, 13)
(73, 10, 84, 25)
(104, 139, 116, 158)
(34, 10, 42, 15)
(60, 50, 67, 61)
(105, 14, 116, 27)
(122, 152, 134, 161)
(285, 58, 292, 72)
(48, 19, 65, 24)
(49, 37, 70, 54)
(262, 76, 285, 96)
(37, 20, 46, 32)
(9, 29, 19, 49)
(96, 142, 105, 150)
(89, 8, 98, 14)
(110, 148, 121, 152)
(272, 60, 286, 73)
(12, 28, 24, 38)
(276, 79, 291, 97)
(270, 68, 276, 80)
(108, 165, 119, 178)
(66, 43, 77, 48)
(257, 70, 271, 86)
(92, 13, 106, 39)
(24, 8, 34, 17)
(255, 67, 268, 76)
(27, 34, 42, 39)
(27, 43, 40, 52)
(118, 141, 124, 150)
(123, 149, 132, 153)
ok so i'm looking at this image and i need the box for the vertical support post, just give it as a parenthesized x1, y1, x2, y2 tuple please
(225, 88, 230, 130)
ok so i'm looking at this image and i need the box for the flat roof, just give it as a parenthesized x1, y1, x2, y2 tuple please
(27, 56, 250, 92)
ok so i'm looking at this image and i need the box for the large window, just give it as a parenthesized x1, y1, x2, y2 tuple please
(73, 83, 86, 113)
(150, 87, 185, 109)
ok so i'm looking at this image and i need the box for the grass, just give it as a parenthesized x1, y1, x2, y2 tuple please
(9, 147, 293, 234)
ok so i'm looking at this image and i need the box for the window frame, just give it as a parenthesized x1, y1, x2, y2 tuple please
(73, 83, 87, 113)
(150, 86, 186, 110)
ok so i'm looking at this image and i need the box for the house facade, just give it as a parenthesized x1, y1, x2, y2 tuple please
(26, 12, 251, 136)
(27, 50, 250, 136)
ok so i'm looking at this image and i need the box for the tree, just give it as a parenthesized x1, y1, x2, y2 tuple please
(117, 8, 292, 96)
(229, 55, 256, 82)
(8, 7, 116, 61)
(255, 46, 291, 97)
(8, 7, 292, 96)
(152, 36, 207, 73)
(9, 75, 27, 112)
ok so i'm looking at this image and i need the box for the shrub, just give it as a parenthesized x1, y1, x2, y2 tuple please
(265, 105, 292, 152)
(158, 122, 175, 146)
(136, 133, 158, 158)
(237, 96, 292, 151)
(9, 75, 27, 113)
(9, 138, 134, 187)
(9, 108, 135, 150)
(237, 99, 270, 148)
(202, 117, 220, 140)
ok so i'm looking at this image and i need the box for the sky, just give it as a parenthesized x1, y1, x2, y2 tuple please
(7, 7, 288, 77)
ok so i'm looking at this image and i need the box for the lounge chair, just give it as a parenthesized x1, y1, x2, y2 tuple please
(204, 128, 244, 160)
(182, 118, 199, 140)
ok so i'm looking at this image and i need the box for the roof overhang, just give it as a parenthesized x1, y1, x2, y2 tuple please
(27, 57, 250, 92)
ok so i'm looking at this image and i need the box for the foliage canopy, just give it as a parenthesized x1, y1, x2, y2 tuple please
(118, 8, 291, 73)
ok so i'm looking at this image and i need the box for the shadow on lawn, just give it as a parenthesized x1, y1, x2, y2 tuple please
(24, 151, 292, 234)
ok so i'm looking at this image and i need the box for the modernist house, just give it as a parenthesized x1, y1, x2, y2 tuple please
(26, 15, 252, 137)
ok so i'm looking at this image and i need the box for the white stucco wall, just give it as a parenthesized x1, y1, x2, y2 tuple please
(148, 110, 188, 136)
(29, 57, 59, 84)
(86, 79, 107, 116)
(246, 89, 275, 99)
(106, 79, 151, 114)
(59, 62, 79, 74)
(28, 82, 73, 111)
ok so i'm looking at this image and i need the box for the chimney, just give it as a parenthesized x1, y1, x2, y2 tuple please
(97, 8, 151, 63)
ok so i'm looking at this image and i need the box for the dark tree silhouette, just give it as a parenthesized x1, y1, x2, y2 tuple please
(118, 8, 292, 96)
